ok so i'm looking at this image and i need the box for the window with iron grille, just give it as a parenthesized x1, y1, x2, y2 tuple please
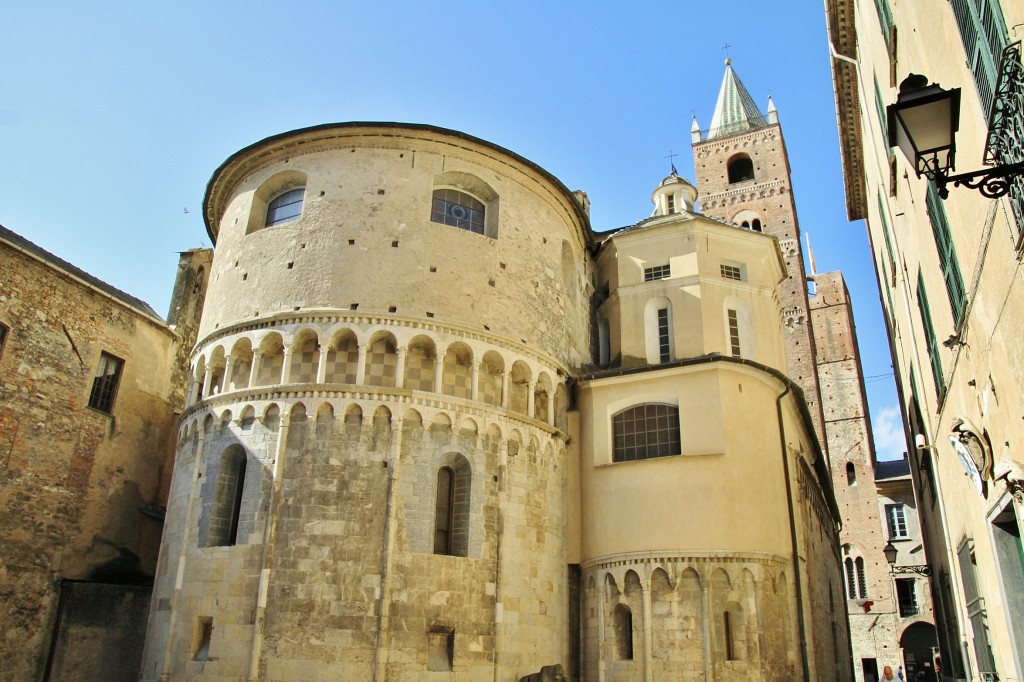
(917, 274, 945, 400)
(431, 189, 485, 234)
(896, 578, 919, 616)
(644, 264, 671, 281)
(950, 0, 1008, 116)
(925, 184, 966, 324)
(88, 352, 123, 413)
(612, 403, 680, 462)
(720, 264, 742, 281)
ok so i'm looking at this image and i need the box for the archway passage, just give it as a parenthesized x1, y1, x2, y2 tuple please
(900, 621, 939, 679)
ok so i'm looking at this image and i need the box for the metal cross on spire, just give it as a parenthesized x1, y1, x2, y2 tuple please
(665, 150, 678, 175)
(722, 42, 732, 61)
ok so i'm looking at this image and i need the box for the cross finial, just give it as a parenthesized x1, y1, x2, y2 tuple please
(665, 150, 679, 175)
(722, 42, 732, 62)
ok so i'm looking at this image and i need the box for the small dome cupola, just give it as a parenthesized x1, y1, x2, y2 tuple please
(650, 172, 698, 216)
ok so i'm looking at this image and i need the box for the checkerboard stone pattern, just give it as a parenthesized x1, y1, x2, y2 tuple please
(290, 339, 320, 383)
(230, 356, 251, 389)
(479, 365, 502, 406)
(325, 337, 358, 384)
(364, 338, 397, 387)
(442, 352, 472, 399)
(404, 346, 435, 391)
(256, 351, 284, 386)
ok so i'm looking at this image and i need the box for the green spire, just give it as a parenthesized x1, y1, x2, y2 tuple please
(707, 59, 768, 139)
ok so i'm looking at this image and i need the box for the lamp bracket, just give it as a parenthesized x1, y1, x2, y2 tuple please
(935, 161, 1024, 199)
(889, 564, 932, 576)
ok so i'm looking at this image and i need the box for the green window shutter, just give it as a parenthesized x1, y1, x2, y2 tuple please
(925, 184, 967, 323)
(951, 0, 1008, 115)
(874, 76, 890, 148)
(873, 0, 894, 47)
(957, 540, 999, 677)
(917, 274, 945, 399)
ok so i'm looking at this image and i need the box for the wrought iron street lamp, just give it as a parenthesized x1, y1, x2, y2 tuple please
(883, 541, 932, 576)
(888, 73, 1024, 199)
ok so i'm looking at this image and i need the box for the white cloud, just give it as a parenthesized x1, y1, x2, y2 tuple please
(873, 405, 907, 461)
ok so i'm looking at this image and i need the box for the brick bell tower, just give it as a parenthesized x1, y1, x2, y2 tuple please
(692, 59, 827, 452)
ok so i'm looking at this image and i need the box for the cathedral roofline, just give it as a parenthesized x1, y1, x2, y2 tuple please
(203, 122, 594, 245)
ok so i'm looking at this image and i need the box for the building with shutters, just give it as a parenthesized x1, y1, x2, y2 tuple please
(826, 0, 1024, 679)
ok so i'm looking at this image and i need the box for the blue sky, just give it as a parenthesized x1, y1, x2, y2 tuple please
(0, 1, 907, 459)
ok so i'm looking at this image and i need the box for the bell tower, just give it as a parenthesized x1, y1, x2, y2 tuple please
(692, 59, 827, 450)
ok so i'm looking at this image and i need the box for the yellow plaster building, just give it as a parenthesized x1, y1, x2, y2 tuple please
(826, 0, 1024, 679)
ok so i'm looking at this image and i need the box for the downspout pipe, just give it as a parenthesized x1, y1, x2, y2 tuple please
(777, 383, 811, 682)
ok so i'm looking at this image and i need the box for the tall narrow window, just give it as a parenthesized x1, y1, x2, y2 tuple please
(433, 457, 471, 557)
(657, 308, 670, 363)
(724, 611, 736, 660)
(887, 504, 909, 539)
(88, 352, 123, 413)
(614, 605, 634, 660)
(727, 309, 742, 356)
(847, 462, 857, 485)
(925, 185, 966, 323)
(207, 447, 248, 547)
(265, 188, 305, 227)
(0, 322, 8, 357)
(431, 189, 485, 234)
(855, 557, 867, 598)
(666, 194, 676, 214)
(896, 578, 919, 616)
(917, 274, 945, 399)
(845, 558, 858, 599)
(434, 466, 455, 555)
(612, 403, 681, 462)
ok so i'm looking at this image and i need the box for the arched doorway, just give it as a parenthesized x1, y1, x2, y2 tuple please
(901, 621, 939, 679)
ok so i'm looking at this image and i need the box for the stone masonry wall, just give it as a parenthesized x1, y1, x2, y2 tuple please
(0, 239, 180, 681)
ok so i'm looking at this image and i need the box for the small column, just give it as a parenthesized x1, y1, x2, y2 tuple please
(355, 345, 368, 385)
(547, 385, 556, 425)
(526, 380, 536, 418)
(501, 371, 510, 409)
(434, 357, 444, 394)
(249, 350, 263, 388)
(280, 348, 293, 385)
(201, 368, 213, 400)
(316, 344, 329, 384)
(222, 357, 235, 393)
(470, 363, 480, 401)
(394, 348, 406, 389)
(642, 581, 653, 682)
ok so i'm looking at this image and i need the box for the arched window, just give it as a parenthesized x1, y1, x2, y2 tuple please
(207, 447, 248, 547)
(613, 604, 634, 660)
(265, 188, 305, 227)
(727, 155, 755, 183)
(0, 321, 8, 358)
(612, 403, 681, 462)
(752, 218, 762, 232)
(844, 556, 868, 599)
(846, 461, 857, 485)
(431, 189, 485, 234)
(433, 455, 471, 556)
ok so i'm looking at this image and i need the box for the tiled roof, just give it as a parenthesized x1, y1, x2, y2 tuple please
(0, 224, 163, 321)
(707, 60, 769, 139)
(875, 456, 911, 480)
